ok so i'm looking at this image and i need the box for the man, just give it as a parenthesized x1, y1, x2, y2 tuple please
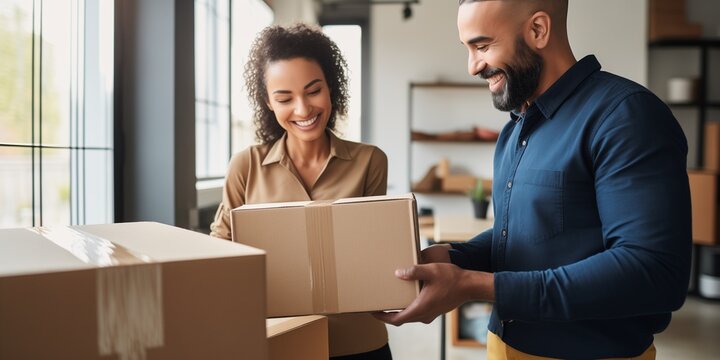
(375, 0, 692, 358)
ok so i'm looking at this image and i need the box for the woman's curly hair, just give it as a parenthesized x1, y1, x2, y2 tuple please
(244, 23, 349, 144)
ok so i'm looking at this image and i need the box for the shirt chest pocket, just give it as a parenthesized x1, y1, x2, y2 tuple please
(513, 169, 564, 243)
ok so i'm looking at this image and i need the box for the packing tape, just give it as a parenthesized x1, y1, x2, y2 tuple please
(28, 227, 164, 360)
(305, 200, 339, 314)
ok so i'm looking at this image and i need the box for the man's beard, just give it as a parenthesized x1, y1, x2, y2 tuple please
(481, 37, 543, 112)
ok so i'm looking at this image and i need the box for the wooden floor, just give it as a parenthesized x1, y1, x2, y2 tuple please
(387, 295, 720, 360)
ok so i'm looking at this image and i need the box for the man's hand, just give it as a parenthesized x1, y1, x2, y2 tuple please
(373, 263, 494, 326)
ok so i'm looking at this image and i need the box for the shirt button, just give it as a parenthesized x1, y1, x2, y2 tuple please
(521, 140, 527, 146)
(502, 230, 507, 237)
(507, 181, 512, 189)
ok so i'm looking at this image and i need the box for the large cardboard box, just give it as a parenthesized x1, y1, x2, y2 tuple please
(705, 122, 720, 172)
(267, 316, 328, 360)
(0, 222, 267, 360)
(232, 194, 421, 317)
(648, 0, 703, 41)
(688, 171, 719, 245)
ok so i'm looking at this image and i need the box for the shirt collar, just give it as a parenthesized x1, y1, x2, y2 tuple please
(261, 130, 352, 166)
(534, 55, 601, 119)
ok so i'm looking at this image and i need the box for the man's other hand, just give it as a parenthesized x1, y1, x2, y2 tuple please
(373, 263, 493, 326)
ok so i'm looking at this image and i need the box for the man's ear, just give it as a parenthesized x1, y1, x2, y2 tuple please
(526, 11, 550, 50)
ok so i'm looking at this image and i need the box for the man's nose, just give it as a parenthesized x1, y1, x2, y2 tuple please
(468, 53, 486, 77)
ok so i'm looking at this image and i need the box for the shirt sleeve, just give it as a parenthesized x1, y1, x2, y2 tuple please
(365, 147, 388, 196)
(494, 92, 692, 322)
(449, 228, 493, 272)
(209, 150, 251, 240)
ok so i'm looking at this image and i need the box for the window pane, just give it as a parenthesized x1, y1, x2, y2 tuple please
(215, 17, 229, 105)
(195, 1, 208, 101)
(206, 105, 229, 176)
(0, 0, 34, 145)
(196, 101, 208, 177)
(41, 0, 72, 146)
(83, 0, 114, 149)
(0, 146, 33, 228)
(196, 102, 229, 178)
(196, 0, 234, 180)
(84, 149, 113, 224)
(230, 0, 272, 154)
(41, 148, 70, 226)
(323, 25, 362, 142)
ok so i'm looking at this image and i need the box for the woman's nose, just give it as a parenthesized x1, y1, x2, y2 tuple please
(294, 97, 312, 118)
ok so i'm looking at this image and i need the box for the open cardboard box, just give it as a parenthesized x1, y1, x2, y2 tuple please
(0, 222, 267, 360)
(232, 194, 421, 317)
(267, 315, 328, 360)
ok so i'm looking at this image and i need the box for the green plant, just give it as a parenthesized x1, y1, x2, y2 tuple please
(468, 179, 487, 202)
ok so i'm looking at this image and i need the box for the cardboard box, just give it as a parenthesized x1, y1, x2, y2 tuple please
(688, 171, 719, 245)
(0, 222, 267, 360)
(232, 194, 421, 317)
(267, 316, 328, 360)
(648, 0, 703, 41)
(705, 122, 720, 172)
(442, 175, 477, 193)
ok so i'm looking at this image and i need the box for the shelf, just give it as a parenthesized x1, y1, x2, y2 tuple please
(649, 38, 720, 48)
(648, 36, 719, 168)
(411, 138, 496, 144)
(410, 81, 488, 89)
(412, 189, 467, 196)
(450, 303, 491, 348)
(410, 130, 499, 143)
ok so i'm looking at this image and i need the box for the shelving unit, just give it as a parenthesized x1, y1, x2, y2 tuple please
(648, 38, 720, 168)
(450, 302, 492, 348)
(649, 39, 720, 297)
(407, 82, 504, 215)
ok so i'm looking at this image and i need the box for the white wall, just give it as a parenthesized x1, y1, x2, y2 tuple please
(369, 0, 648, 203)
(271, 0, 317, 25)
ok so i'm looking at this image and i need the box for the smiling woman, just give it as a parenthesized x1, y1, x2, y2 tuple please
(211, 24, 391, 359)
(264, 58, 332, 147)
(209, 23, 392, 360)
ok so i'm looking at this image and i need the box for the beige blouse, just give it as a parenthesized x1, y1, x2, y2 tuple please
(210, 131, 389, 357)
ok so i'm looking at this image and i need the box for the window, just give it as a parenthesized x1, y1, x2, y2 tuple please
(322, 24, 362, 142)
(230, 0, 272, 155)
(195, 0, 230, 181)
(195, 0, 272, 183)
(0, 0, 114, 228)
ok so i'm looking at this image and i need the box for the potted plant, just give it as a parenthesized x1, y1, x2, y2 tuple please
(468, 179, 490, 219)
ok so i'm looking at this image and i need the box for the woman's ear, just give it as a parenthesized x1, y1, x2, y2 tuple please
(266, 101, 274, 112)
(526, 11, 550, 50)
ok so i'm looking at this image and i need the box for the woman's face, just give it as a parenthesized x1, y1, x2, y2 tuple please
(265, 58, 332, 144)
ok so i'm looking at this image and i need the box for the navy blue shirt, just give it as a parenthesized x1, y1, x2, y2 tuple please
(449, 55, 691, 358)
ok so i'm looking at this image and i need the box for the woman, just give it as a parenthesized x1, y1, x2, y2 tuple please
(210, 24, 391, 360)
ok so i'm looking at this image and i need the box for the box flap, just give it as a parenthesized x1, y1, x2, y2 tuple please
(0, 222, 264, 277)
(236, 201, 312, 211)
(0, 228, 95, 276)
(76, 222, 265, 261)
(266, 315, 326, 338)
(234, 194, 416, 212)
(333, 193, 415, 205)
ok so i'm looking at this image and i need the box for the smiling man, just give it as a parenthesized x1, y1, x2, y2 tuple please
(375, 1, 692, 358)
